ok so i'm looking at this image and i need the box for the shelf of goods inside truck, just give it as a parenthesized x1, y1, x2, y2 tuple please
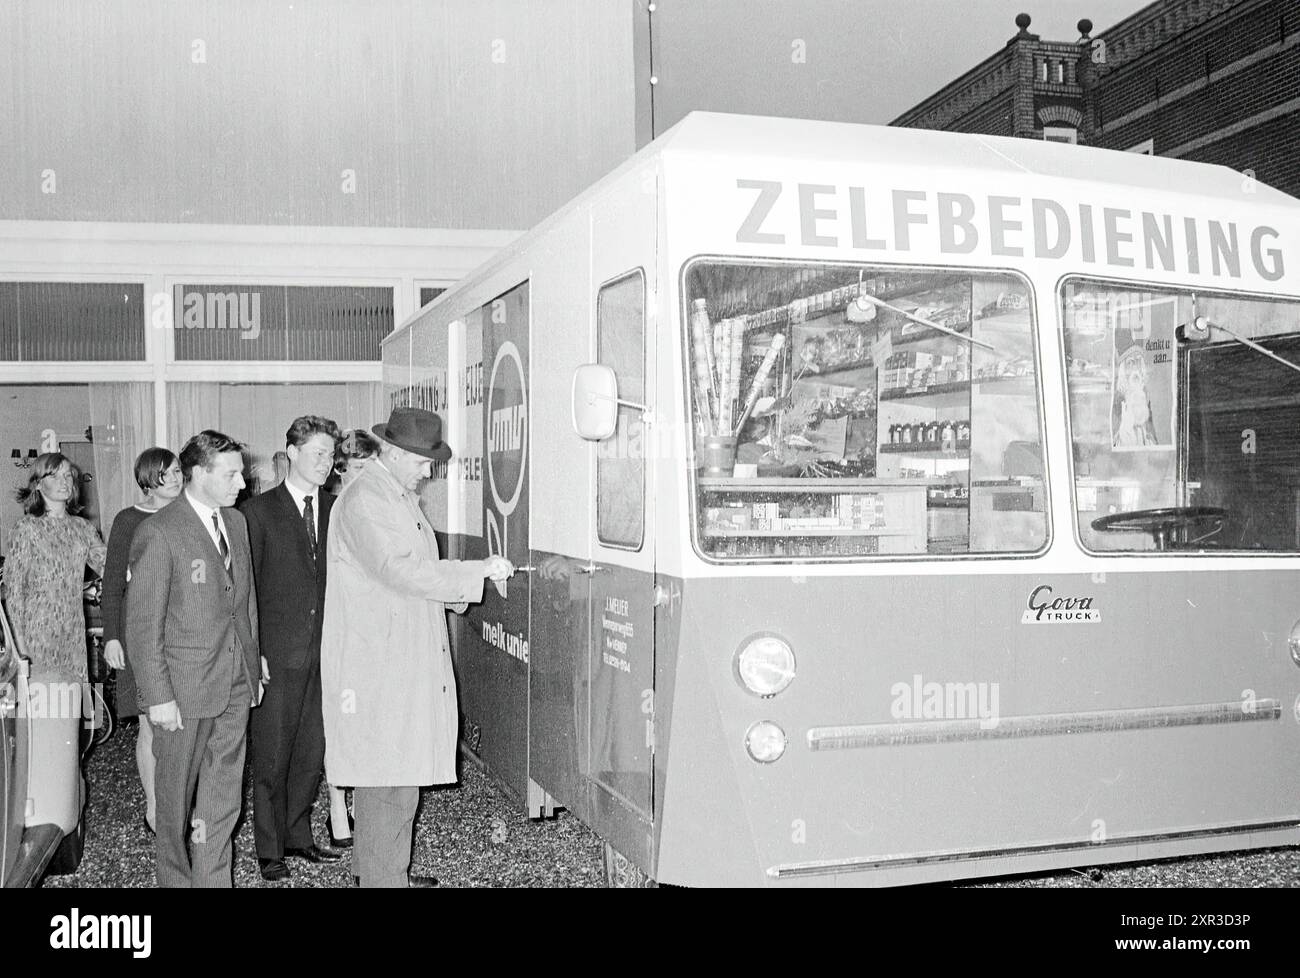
(879, 442, 970, 457)
(880, 375, 1033, 403)
(703, 526, 904, 538)
(804, 358, 875, 379)
(698, 476, 943, 491)
(880, 380, 970, 402)
(929, 537, 970, 554)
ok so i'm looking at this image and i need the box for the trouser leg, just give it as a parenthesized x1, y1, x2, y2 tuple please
(152, 717, 207, 888)
(284, 664, 325, 850)
(251, 659, 294, 858)
(190, 669, 250, 888)
(354, 785, 418, 888)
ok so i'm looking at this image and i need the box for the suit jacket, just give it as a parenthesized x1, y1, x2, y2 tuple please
(123, 496, 260, 719)
(240, 482, 332, 670)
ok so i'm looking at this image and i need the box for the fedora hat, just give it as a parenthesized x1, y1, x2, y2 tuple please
(371, 406, 453, 462)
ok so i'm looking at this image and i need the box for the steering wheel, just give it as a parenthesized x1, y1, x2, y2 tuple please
(1090, 506, 1228, 551)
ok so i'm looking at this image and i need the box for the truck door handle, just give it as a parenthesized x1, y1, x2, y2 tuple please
(576, 563, 605, 575)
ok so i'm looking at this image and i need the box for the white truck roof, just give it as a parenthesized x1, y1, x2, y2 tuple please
(656, 112, 1298, 208)
(392, 111, 1298, 340)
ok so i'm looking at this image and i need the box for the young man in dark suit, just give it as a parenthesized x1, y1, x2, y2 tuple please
(241, 415, 343, 881)
(124, 430, 266, 888)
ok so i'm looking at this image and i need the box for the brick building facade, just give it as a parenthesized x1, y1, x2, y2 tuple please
(892, 0, 1300, 199)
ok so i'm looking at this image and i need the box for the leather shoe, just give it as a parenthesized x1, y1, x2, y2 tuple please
(285, 843, 343, 864)
(326, 813, 354, 849)
(259, 858, 290, 882)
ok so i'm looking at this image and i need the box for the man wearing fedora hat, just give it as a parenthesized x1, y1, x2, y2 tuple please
(320, 406, 512, 887)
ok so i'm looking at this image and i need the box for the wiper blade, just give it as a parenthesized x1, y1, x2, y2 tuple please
(1179, 315, 1300, 375)
(856, 292, 998, 353)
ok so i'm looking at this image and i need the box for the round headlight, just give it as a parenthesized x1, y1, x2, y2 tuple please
(745, 720, 787, 764)
(735, 633, 796, 698)
(1288, 618, 1300, 667)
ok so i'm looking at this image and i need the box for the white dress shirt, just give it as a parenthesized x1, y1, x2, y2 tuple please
(283, 478, 318, 535)
(185, 489, 229, 552)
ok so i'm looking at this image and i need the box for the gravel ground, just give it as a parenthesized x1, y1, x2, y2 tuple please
(41, 719, 1299, 888)
(43, 717, 604, 889)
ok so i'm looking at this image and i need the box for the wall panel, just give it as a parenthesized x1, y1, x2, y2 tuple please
(0, 0, 635, 228)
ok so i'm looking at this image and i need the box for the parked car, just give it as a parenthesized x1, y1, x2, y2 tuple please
(1, 584, 86, 886)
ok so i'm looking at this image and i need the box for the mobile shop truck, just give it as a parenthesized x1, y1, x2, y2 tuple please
(383, 112, 1300, 887)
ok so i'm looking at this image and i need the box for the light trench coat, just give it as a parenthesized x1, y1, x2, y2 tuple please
(321, 460, 486, 787)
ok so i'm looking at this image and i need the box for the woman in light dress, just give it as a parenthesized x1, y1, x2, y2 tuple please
(4, 453, 108, 684)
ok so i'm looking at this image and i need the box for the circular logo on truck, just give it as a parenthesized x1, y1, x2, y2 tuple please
(487, 340, 527, 517)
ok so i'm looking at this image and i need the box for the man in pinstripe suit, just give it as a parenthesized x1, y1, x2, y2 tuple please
(125, 430, 266, 888)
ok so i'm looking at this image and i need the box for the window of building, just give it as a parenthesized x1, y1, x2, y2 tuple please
(1043, 126, 1078, 144)
(0, 382, 155, 545)
(0, 282, 146, 361)
(172, 285, 392, 361)
(1037, 59, 1048, 82)
(595, 270, 646, 550)
(165, 380, 384, 498)
(419, 287, 447, 308)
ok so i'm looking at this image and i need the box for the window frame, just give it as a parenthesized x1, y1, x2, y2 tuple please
(1056, 272, 1300, 558)
(679, 255, 1053, 566)
(595, 267, 648, 553)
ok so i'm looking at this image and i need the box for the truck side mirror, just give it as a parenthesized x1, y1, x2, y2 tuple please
(572, 363, 619, 441)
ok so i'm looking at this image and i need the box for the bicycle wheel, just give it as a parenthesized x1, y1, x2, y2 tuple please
(80, 685, 114, 757)
(92, 686, 115, 747)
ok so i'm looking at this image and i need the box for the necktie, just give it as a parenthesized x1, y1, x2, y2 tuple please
(303, 495, 317, 561)
(212, 512, 231, 573)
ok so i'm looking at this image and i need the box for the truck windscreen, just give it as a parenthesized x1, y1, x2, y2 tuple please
(1062, 279, 1300, 553)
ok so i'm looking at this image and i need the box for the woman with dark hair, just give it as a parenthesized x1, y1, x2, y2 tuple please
(100, 447, 183, 835)
(3, 452, 107, 682)
(334, 428, 381, 491)
(318, 427, 382, 849)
